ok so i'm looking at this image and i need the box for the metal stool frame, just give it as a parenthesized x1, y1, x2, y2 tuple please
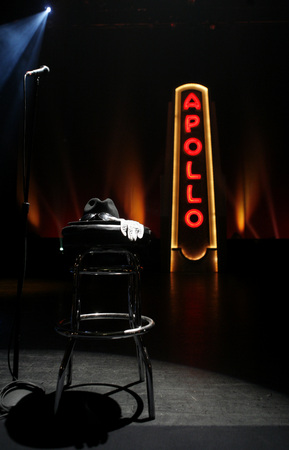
(54, 247, 155, 419)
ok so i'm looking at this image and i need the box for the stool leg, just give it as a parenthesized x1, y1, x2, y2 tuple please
(134, 336, 145, 381)
(128, 260, 155, 418)
(135, 335, 155, 420)
(128, 272, 145, 381)
(54, 338, 76, 414)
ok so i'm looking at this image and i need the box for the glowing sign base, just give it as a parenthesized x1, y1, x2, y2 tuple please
(171, 248, 218, 273)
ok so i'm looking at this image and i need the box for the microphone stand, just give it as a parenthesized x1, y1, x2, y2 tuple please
(0, 73, 46, 415)
(12, 72, 39, 380)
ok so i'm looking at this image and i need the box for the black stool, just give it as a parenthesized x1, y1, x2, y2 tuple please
(54, 220, 155, 419)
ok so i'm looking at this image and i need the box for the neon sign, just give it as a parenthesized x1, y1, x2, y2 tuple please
(170, 84, 218, 271)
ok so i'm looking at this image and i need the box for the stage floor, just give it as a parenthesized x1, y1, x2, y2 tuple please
(0, 271, 289, 448)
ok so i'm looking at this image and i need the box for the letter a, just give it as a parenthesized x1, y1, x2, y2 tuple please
(183, 93, 201, 111)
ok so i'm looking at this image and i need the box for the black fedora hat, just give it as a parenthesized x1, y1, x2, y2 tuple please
(81, 198, 120, 221)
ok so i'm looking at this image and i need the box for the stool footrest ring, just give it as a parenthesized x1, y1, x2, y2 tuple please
(56, 313, 155, 339)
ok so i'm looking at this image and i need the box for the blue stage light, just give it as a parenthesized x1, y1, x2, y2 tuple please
(45, 6, 51, 13)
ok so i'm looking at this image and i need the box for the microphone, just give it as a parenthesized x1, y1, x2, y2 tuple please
(25, 65, 50, 76)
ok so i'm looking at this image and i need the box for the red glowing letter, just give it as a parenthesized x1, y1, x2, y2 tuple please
(185, 115, 200, 133)
(184, 138, 202, 156)
(186, 161, 201, 180)
(185, 209, 204, 228)
(183, 93, 201, 111)
(187, 185, 202, 203)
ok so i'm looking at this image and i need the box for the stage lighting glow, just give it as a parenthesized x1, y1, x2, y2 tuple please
(45, 7, 51, 13)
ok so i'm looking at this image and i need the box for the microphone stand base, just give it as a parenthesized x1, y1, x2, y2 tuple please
(0, 380, 46, 416)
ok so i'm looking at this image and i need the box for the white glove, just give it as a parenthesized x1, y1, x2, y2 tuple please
(120, 219, 144, 241)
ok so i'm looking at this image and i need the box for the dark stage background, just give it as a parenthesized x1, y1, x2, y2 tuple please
(1, 0, 289, 271)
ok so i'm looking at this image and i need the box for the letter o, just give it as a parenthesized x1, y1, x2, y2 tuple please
(185, 209, 204, 228)
(184, 138, 202, 156)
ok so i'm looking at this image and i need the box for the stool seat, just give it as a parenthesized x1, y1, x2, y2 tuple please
(62, 220, 151, 260)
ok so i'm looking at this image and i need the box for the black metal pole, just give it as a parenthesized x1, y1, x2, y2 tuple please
(11, 74, 41, 380)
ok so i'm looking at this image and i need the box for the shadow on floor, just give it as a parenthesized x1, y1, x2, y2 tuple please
(5, 382, 146, 448)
